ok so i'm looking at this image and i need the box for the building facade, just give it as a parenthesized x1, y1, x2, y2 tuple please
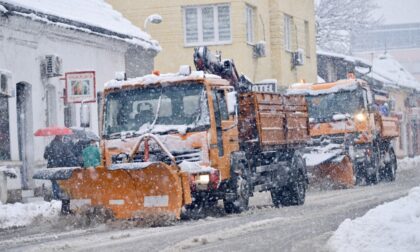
(0, 1, 159, 196)
(107, 0, 317, 88)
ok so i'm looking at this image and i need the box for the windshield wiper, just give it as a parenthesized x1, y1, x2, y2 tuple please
(108, 130, 139, 140)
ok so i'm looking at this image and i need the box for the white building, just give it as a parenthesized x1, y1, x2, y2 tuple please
(0, 0, 160, 197)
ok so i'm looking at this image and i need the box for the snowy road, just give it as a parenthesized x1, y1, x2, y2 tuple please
(1, 167, 419, 252)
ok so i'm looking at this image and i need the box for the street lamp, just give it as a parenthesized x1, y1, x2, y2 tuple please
(144, 14, 162, 32)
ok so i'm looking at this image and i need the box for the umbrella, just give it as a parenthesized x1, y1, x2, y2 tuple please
(34, 126, 73, 136)
(70, 127, 100, 142)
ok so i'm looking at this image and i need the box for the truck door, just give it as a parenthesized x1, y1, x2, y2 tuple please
(211, 89, 239, 180)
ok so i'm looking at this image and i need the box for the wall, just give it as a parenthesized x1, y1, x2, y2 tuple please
(107, 0, 317, 87)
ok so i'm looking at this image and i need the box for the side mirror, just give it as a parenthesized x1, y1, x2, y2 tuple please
(80, 102, 91, 128)
(227, 91, 237, 115)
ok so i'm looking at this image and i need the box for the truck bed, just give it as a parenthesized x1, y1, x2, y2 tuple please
(238, 92, 309, 150)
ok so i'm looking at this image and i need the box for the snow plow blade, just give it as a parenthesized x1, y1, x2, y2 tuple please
(34, 162, 192, 220)
(304, 145, 354, 188)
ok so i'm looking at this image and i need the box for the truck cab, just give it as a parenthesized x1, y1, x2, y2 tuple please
(100, 70, 241, 209)
(289, 79, 399, 186)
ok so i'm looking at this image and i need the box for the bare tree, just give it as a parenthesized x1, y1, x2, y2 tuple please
(316, 0, 381, 54)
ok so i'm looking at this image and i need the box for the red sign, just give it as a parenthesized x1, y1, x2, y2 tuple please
(65, 71, 96, 103)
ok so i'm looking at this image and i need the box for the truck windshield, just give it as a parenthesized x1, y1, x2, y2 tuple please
(306, 89, 365, 123)
(103, 83, 210, 138)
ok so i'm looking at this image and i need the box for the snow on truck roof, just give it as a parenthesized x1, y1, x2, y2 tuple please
(0, 0, 160, 51)
(104, 71, 227, 90)
(287, 79, 363, 96)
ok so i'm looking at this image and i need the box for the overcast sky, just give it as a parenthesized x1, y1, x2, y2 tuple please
(374, 0, 420, 25)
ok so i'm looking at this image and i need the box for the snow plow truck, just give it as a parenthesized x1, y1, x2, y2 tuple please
(288, 78, 399, 187)
(34, 47, 309, 220)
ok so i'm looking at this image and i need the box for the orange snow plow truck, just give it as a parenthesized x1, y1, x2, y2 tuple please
(289, 78, 399, 187)
(34, 47, 309, 220)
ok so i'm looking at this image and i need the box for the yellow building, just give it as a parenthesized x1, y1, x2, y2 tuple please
(107, 0, 317, 88)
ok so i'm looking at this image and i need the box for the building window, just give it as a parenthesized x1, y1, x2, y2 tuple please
(184, 4, 231, 46)
(246, 5, 255, 44)
(304, 20, 311, 58)
(284, 14, 293, 51)
(0, 96, 10, 160)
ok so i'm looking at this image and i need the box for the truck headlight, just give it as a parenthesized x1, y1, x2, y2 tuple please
(196, 174, 210, 184)
(355, 113, 366, 122)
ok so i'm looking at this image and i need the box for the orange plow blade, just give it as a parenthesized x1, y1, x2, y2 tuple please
(56, 163, 191, 219)
(313, 155, 355, 188)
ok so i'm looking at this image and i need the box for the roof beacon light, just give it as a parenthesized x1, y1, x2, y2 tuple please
(179, 65, 191, 76)
(115, 71, 126, 81)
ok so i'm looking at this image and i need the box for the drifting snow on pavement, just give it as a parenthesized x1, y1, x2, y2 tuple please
(0, 201, 61, 229)
(327, 185, 420, 252)
(398, 156, 420, 171)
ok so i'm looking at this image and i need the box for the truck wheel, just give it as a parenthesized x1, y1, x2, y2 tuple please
(355, 164, 365, 185)
(271, 154, 306, 207)
(366, 144, 380, 185)
(384, 148, 397, 182)
(224, 163, 251, 214)
(61, 199, 71, 215)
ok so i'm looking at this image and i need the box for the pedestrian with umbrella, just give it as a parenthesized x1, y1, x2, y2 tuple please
(35, 126, 78, 214)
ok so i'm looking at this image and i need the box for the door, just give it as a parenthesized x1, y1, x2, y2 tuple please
(16, 82, 34, 189)
(211, 89, 239, 180)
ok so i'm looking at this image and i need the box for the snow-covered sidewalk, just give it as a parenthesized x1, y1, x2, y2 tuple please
(327, 185, 420, 252)
(0, 201, 61, 229)
(398, 155, 420, 171)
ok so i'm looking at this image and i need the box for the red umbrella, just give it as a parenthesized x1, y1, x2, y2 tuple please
(34, 126, 73, 136)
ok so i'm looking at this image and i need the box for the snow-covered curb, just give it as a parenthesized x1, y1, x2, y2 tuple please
(327, 186, 420, 252)
(398, 156, 420, 171)
(0, 201, 61, 229)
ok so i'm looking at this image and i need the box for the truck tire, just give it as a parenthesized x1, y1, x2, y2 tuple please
(223, 162, 251, 214)
(271, 153, 306, 207)
(366, 143, 380, 185)
(384, 147, 397, 182)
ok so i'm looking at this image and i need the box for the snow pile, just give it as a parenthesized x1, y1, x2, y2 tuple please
(2, 0, 160, 50)
(0, 200, 61, 229)
(327, 186, 420, 252)
(398, 155, 420, 171)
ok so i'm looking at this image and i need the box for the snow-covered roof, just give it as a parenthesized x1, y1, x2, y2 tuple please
(0, 0, 160, 51)
(105, 71, 225, 89)
(318, 50, 371, 67)
(371, 53, 420, 91)
(317, 50, 420, 91)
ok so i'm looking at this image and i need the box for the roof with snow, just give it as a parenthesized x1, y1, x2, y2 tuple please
(372, 53, 420, 91)
(318, 50, 420, 91)
(0, 0, 160, 51)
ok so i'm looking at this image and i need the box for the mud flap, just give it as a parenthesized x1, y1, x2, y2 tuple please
(34, 163, 191, 220)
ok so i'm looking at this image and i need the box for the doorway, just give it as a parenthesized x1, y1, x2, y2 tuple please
(16, 82, 34, 189)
